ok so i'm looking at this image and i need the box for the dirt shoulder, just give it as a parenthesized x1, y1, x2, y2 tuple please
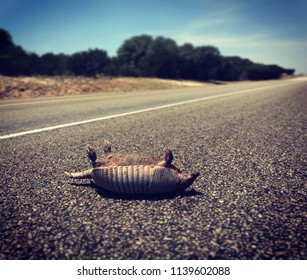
(0, 76, 206, 100)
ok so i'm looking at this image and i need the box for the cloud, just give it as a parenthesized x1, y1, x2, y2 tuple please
(174, 32, 307, 50)
(186, 4, 243, 31)
(170, 28, 307, 73)
(186, 18, 231, 31)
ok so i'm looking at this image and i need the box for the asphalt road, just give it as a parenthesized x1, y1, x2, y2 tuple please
(0, 78, 306, 259)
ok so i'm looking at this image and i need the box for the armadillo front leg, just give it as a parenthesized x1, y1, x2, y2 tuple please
(158, 149, 173, 167)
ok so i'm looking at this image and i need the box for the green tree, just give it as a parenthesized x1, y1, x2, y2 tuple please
(0, 28, 296, 79)
(219, 56, 254, 81)
(178, 43, 196, 79)
(0, 28, 14, 51)
(38, 53, 68, 75)
(103, 57, 120, 76)
(116, 35, 153, 76)
(192, 46, 222, 81)
(68, 49, 109, 76)
(139, 36, 180, 78)
(0, 28, 30, 76)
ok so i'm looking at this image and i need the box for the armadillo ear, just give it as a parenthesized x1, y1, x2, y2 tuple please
(103, 140, 112, 153)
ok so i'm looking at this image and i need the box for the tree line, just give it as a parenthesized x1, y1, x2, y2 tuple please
(0, 28, 294, 81)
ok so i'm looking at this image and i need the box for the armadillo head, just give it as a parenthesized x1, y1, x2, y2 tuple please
(158, 150, 199, 191)
(150, 166, 199, 194)
(178, 171, 200, 190)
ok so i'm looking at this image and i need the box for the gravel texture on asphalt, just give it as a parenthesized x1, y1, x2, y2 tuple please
(0, 82, 306, 259)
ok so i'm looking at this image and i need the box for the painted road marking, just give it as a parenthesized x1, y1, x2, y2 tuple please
(0, 81, 301, 140)
(0, 92, 138, 107)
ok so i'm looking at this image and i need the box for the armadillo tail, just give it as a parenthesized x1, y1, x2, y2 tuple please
(64, 169, 92, 179)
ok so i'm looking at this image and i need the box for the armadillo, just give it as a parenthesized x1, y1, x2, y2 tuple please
(65, 140, 199, 195)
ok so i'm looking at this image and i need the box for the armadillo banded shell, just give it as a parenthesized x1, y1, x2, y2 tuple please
(92, 165, 152, 194)
(91, 165, 180, 194)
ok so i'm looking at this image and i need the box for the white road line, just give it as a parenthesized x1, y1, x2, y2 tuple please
(0, 81, 298, 140)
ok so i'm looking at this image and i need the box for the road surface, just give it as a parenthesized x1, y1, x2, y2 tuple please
(0, 78, 306, 259)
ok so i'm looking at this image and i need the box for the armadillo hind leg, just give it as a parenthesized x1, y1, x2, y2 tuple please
(64, 169, 92, 179)
(103, 140, 112, 154)
(86, 145, 99, 167)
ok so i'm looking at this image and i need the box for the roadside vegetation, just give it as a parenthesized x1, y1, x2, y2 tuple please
(0, 76, 205, 99)
(0, 28, 294, 81)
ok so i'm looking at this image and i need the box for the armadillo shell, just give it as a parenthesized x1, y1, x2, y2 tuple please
(91, 165, 180, 194)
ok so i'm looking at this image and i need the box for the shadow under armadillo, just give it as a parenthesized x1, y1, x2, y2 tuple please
(67, 181, 204, 201)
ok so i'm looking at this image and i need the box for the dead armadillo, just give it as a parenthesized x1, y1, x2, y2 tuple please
(64, 140, 199, 195)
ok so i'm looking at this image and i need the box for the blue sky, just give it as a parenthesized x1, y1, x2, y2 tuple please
(1, 0, 306, 73)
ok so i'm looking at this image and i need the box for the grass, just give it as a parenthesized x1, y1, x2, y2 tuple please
(0, 76, 205, 100)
